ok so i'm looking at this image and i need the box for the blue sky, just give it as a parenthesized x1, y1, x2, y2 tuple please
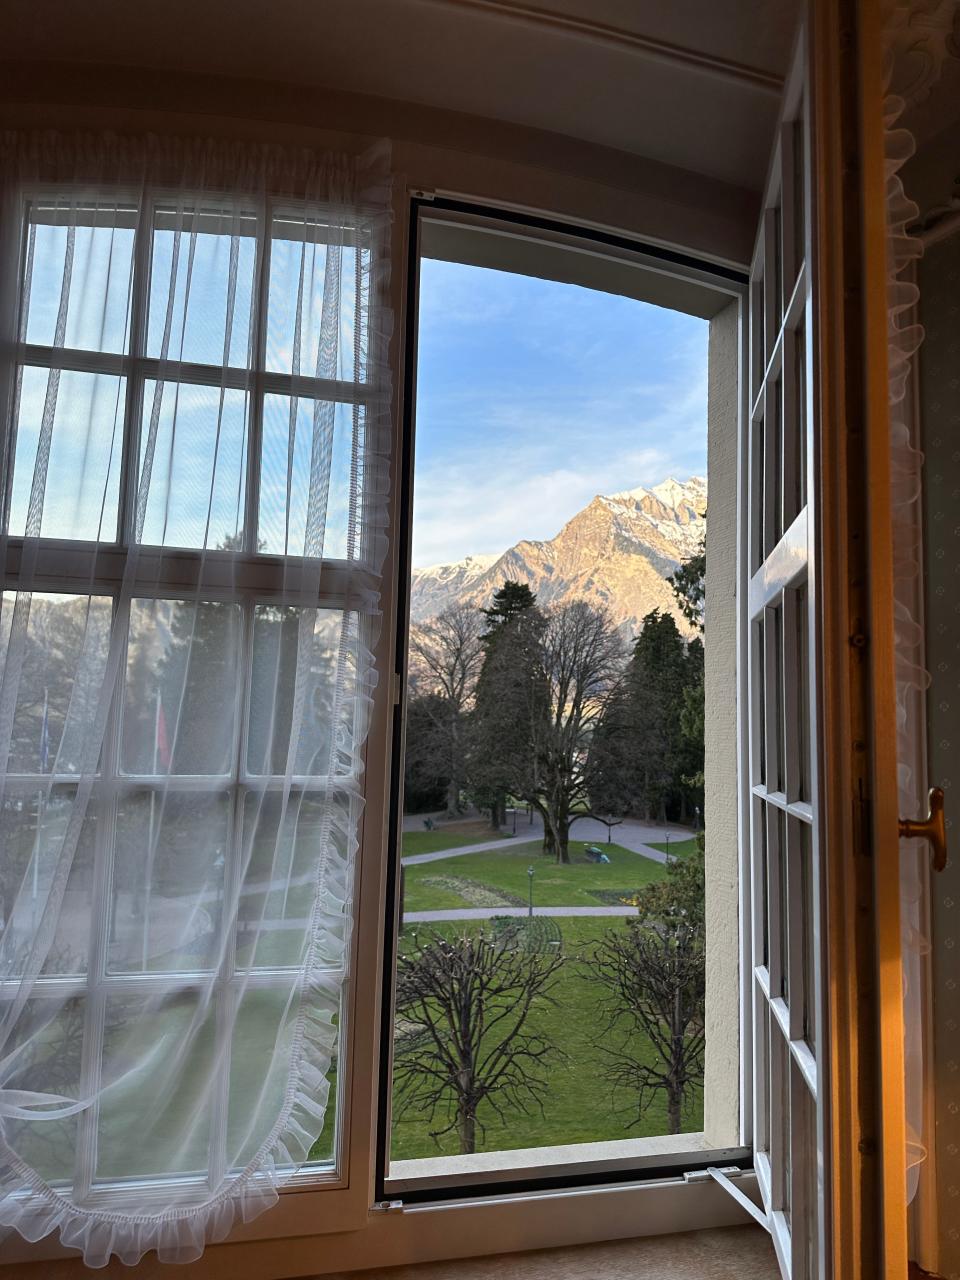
(412, 258, 708, 568)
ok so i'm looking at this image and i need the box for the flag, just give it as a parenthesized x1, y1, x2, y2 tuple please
(39, 688, 49, 773)
(155, 693, 171, 771)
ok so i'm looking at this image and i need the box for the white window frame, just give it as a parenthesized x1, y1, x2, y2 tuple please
(379, 196, 753, 1203)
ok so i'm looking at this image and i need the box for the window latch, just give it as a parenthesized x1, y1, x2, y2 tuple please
(899, 785, 947, 872)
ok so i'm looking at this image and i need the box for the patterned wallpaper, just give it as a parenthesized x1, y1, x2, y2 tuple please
(920, 228, 960, 1280)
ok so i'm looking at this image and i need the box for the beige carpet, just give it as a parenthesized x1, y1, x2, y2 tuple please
(315, 1226, 779, 1280)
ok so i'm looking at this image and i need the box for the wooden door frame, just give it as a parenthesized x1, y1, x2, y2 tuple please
(809, 0, 908, 1275)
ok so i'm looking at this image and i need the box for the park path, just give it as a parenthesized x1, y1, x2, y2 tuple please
(403, 904, 639, 922)
(401, 832, 670, 867)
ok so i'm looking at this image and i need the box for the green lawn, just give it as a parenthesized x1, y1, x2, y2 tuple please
(390, 917, 703, 1160)
(403, 840, 664, 913)
(401, 824, 507, 857)
(646, 836, 700, 857)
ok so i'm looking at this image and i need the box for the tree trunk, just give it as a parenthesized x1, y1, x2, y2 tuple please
(556, 822, 570, 864)
(446, 777, 460, 816)
(489, 797, 503, 830)
(667, 1087, 682, 1135)
(457, 1105, 476, 1155)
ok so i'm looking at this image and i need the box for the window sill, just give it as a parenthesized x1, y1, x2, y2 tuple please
(1, 1169, 764, 1274)
(387, 1132, 715, 1194)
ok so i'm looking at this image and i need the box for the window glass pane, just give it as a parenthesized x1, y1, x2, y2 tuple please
(109, 791, 229, 973)
(266, 224, 367, 381)
(1, 998, 84, 1184)
(792, 1063, 819, 1278)
(772, 200, 784, 326)
(246, 607, 345, 777)
(0, 788, 96, 977)
(766, 377, 783, 555)
(759, 797, 770, 970)
(755, 1000, 771, 1156)
(777, 806, 788, 1001)
(752, 407, 765, 573)
(792, 116, 806, 279)
(25, 211, 134, 354)
(755, 615, 766, 787)
(96, 991, 216, 1182)
(121, 599, 241, 776)
(258, 397, 358, 558)
(8, 367, 124, 541)
(795, 324, 808, 511)
(136, 381, 248, 549)
(147, 207, 256, 368)
(237, 791, 347, 967)
(0, 592, 112, 776)
(227, 984, 338, 1170)
(800, 820, 816, 1051)
(797, 585, 811, 803)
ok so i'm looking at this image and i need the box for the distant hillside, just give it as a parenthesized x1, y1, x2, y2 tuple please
(410, 476, 706, 638)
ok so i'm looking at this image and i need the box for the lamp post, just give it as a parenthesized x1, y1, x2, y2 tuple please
(665, 832, 672, 861)
(527, 865, 535, 918)
(694, 805, 701, 832)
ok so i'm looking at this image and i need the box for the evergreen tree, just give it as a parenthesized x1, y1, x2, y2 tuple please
(667, 529, 705, 633)
(468, 588, 544, 831)
(678, 635, 705, 812)
(589, 609, 688, 822)
(480, 581, 536, 639)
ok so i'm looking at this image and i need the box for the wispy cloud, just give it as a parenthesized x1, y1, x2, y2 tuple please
(411, 259, 708, 567)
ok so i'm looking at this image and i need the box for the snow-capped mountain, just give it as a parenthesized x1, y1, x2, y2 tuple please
(410, 476, 706, 637)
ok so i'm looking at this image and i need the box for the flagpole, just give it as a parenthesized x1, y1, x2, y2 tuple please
(142, 688, 161, 971)
(32, 687, 49, 928)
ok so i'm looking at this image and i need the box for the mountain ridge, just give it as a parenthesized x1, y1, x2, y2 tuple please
(411, 475, 706, 637)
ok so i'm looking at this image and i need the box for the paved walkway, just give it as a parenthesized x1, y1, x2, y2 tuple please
(404, 904, 639, 922)
(403, 835, 530, 865)
(401, 816, 690, 867)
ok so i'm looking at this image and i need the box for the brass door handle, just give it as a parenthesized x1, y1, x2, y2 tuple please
(899, 786, 947, 872)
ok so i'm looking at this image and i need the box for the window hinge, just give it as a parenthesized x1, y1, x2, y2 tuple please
(686, 1166, 769, 1233)
(373, 1198, 404, 1213)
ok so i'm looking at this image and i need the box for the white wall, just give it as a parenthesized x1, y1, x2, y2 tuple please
(703, 298, 743, 1148)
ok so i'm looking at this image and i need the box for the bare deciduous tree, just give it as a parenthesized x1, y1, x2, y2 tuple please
(408, 604, 485, 814)
(528, 602, 623, 862)
(589, 844, 705, 1133)
(393, 927, 564, 1154)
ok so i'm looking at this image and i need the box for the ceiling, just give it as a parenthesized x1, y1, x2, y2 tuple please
(4, 0, 802, 191)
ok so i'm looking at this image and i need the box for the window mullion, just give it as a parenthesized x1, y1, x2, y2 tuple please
(244, 196, 272, 557)
(117, 191, 153, 547)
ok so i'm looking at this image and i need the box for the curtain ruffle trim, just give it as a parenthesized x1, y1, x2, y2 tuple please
(0, 645, 376, 1265)
(0, 130, 393, 1267)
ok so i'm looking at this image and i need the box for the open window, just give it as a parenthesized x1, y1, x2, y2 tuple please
(745, 45, 824, 1279)
(379, 201, 751, 1200)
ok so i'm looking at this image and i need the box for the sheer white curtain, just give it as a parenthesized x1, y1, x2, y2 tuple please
(881, 0, 959, 1208)
(0, 132, 392, 1265)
